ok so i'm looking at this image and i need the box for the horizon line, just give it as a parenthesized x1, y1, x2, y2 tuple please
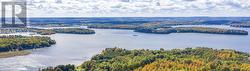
(1, 16, 250, 18)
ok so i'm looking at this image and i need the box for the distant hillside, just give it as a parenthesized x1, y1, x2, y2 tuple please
(1, 17, 249, 25)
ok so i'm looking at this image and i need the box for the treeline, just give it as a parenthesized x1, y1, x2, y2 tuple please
(231, 24, 250, 28)
(86, 20, 200, 30)
(0, 35, 56, 52)
(33, 29, 56, 35)
(42, 47, 250, 71)
(0, 28, 95, 35)
(87, 24, 138, 30)
(86, 23, 172, 30)
(53, 28, 95, 34)
(33, 28, 95, 35)
(41, 64, 75, 71)
(135, 27, 248, 35)
(87, 24, 248, 35)
(30, 23, 72, 27)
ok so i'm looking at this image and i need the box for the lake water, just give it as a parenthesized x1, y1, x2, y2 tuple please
(0, 25, 250, 71)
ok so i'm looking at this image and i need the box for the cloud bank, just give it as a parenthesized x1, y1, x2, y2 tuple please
(1, 0, 250, 17)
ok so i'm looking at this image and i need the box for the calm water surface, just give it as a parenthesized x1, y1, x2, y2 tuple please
(0, 25, 250, 71)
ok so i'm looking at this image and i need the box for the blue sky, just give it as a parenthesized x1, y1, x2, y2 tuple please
(1, 0, 250, 17)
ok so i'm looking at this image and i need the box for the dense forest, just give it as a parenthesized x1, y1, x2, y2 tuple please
(0, 35, 56, 52)
(135, 27, 248, 35)
(42, 47, 250, 71)
(53, 28, 95, 34)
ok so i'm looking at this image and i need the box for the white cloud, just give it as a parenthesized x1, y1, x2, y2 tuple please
(0, 0, 250, 17)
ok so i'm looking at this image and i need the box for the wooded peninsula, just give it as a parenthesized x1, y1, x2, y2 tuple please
(0, 35, 56, 58)
(135, 27, 248, 35)
(42, 47, 250, 71)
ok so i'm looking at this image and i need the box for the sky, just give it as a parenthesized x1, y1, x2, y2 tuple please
(0, 0, 250, 17)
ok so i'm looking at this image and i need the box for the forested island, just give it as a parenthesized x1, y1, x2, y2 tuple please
(135, 27, 249, 35)
(42, 47, 250, 71)
(0, 35, 56, 58)
(53, 28, 95, 34)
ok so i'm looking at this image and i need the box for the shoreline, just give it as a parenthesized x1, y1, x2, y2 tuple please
(0, 51, 31, 58)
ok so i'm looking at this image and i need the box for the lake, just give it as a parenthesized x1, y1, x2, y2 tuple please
(0, 25, 250, 71)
